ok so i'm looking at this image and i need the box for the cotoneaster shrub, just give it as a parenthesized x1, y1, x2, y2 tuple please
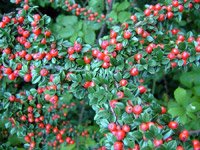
(0, 0, 200, 150)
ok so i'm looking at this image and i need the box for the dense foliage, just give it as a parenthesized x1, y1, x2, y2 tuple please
(0, 0, 200, 150)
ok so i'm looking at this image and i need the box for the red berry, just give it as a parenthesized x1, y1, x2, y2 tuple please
(140, 123, 149, 131)
(114, 141, 123, 150)
(153, 139, 163, 147)
(40, 69, 49, 76)
(132, 105, 143, 115)
(168, 121, 178, 129)
(119, 79, 128, 87)
(138, 86, 147, 94)
(144, 9, 151, 16)
(125, 105, 133, 114)
(123, 31, 132, 39)
(108, 122, 117, 131)
(130, 67, 139, 76)
(116, 130, 126, 140)
(24, 74, 32, 82)
(122, 125, 130, 132)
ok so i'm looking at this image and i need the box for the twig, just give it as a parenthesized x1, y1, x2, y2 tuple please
(97, 23, 107, 43)
(78, 104, 85, 124)
(152, 79, 156, 94)
(189, 130, 200, 135)
(163, 76, 169, 97)
(104, 84, 119, 124)
(97, 0, 115, 43)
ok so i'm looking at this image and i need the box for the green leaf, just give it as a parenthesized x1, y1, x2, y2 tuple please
(193, 85, 200, 97)
(116, 1, 130, 11)
(32, 75, 41, 84)
(147, 36, 154, 42)
(168, 107, 185, 117)
(59, 25, 75, 38)
(60, 143, 76, 150)
(174, 87, 188, 106)
(187, 102, 200, 112)
(118, 11, 131, 23)
(56, 15, 78, 26)
(84, 29, 95, 44)
(76, 59, 85, 65)
(109, 11, 117, 22)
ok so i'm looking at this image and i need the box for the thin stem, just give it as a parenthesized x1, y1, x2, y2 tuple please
(104, 84, 119, 124)
(189, 130, 200, 135)
(97, 0, 115, 43)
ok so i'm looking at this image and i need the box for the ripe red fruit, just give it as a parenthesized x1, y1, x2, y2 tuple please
(138, 86, 147, 94)
(110, 30, 117, 38)
(167, 53, 176, 60)
(119, 79, 128, 87)
(146, 46, 153, 54)
(179, 130, 189, 141)
(0, 22, 6, 28)
(125, 105, 133, 114)
(171, 48, 180, 55)
(83, 81, 91, 88)
(195, 46, 200, 52)
(33, 14, 41, 21)
(136, 27, 144, 35)
(103, 55, 110, 63)
(178, 5, 184, 12)
(24, 135, 31, 143)
(101, 40, 109, 50)
(171, 29, 179, 35)
(40, 69, 49, 76)
(144, 9, 151, 16)
(102, 62, 110, 68)
(153, 139, 163, 147)
(33, 28, 41, 36)
(172, 1, 179, 7)
(3, 16, 11, 23)
(114, 141, 123, 150)
(168, 121, 178, 129)
(116, 130, 126, 140)
(132, 105, 143, 115)
(108, 122, 117, 131)
(84, 56, 91, 64)
(24, 42, 31, 49)
(117, 91, 124, 99)
(122, 125, 130, 132)
(24, 74, 32, 82)
(134, 53, 142, 61)
(56, 133, 62, 140)
(44, 30, 51, 37)
(130, 15, 137, 22)
(23, 4, 29, 10)
(22, 31, 30, 38)
(192, 139, 200, 147)
(25, 54, 32, 61)
(130, 67, 139, 76)
(116, 43, 123, 51)
(74, 42, 82, 52)
(161, 106, 167, 114)
(181, 51, 190, 60)
(176, 146, 184, 150)
(158, 14, 165, 21)
(155, 3, 161, 10)
(140, 123, 149, 131)
(167, 12, 174, 19)
(97, 52, 105, 60)
(123, 31, 132, 39)
(4, 67, 12, 75)
(109, 99, 118, 108)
